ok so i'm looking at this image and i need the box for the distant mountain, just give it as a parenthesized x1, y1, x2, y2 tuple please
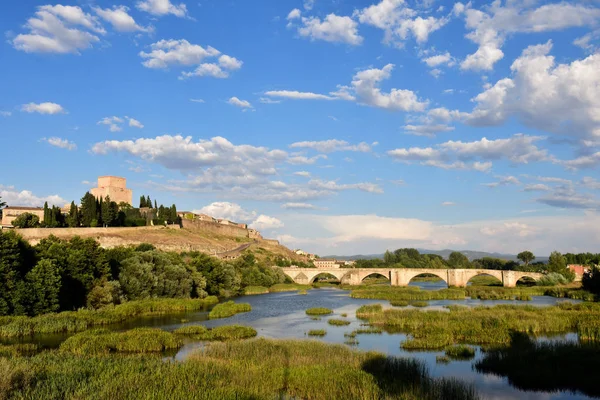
(325, 249, 549, 262)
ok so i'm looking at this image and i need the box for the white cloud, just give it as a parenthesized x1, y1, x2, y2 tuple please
(13, 5, 104, 54)
(523, 184, 551, 192)
(94, 6, 150, 32)
(457, 1, 600, 71)
(264, 90, 336, 100)
(355, 0, 448, 46)
(581, 177, 600, 190)
(228, 97, 253, 109)
(0, 185, 66, 208)
(287, 8, 301, 20)
(194, 202, 257, 222)
(388, 133, 546, 170)
(441, 201, 455, 206)
(308, 179, 383, 194)
(403, 124, 454, 137)
(467, 42, 600, 143)
(42, 137, 77, 151)
(259, 97, 281, 104)
(189, 98, 205, 103)
(295, 14, 363, 45)
(560, 152, 600, 170)
(21, 102, 65, 115)
(422, 51, 455, 67)
(97, 116, 124, 132)
(289, 139, 371, 153)
(483, 175, 521, 188)
(287, 155, 327, 165)
(250, 215, 284, 230)
(293, 171, 311, 177)
(352, 64, 428, 111)
(128, 117, 144, 129)
(139, 39, 241, 79)
(136, 0, 188, 18)
(282, 202, 317, 209)
(304, 0, 315, 11)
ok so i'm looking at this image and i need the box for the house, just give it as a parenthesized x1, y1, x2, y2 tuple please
(197, 213, 216, 222)
(314, 259, 341, 269)
(567, 264, 589, 281)
(1, 206, 45, 227)
(295, 249, 307, 256)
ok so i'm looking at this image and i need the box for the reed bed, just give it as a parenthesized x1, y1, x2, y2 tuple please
(363, 302, 600, 349)
(436, 355, 451, 364)
(305, 307, 333, 316)
(243, 286, 269, 295)
(344, 338, 359, 346)
(391, 300, 409, 307)
(0, 339, 481, 400)
(410, 301, 428, 308)
(0, 297, 219, 339)
(297, 289, 308, 295)
(208, 301, 252, 319)
(59, 328, 182, 355)
(0, 343, 38, 357)
(475, 333, 600, 398)
(445, 345, 475, 360)
(352, 286, 466, 301)
(307, 329, 326, 336)
(328, 319, 351, 326)
(353, 327, 383, 335)
(269, 283, 312, 293)
(356, 304, 383, 319)
(174, 325, 257, 341)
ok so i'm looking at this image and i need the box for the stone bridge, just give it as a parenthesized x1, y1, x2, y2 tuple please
(279, 268, 544, 288)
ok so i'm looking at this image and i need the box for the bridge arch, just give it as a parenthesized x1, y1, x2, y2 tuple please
(462, 270, 504, 286)
(402, 269, 449, 286)
(309, 271, 349, 283)
(360, 271, 391, 284)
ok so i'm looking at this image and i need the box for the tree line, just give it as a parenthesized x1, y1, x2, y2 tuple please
(0, 230, 289, 317)
(354, 248, 576, 280)
(9, 192, 180, 229)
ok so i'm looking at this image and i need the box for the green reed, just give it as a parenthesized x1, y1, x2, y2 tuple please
(305, 307, 333, 316)
(328, 319, 351, 326)
(208, 301, 252, 319)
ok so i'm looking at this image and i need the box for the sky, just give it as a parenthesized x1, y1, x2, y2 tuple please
(1, 0, 600, 256)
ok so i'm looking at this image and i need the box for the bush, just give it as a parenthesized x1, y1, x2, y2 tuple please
(537, 273, 568, 286)
(12, 213, 40, 228)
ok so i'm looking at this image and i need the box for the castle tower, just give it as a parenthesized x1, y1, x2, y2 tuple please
(90, 176, 133, 206)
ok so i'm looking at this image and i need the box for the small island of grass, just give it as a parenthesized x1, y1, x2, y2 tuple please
(209, 301, 252, 319)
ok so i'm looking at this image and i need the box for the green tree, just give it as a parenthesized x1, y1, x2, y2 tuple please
(139, 195, 146, 208)
(25, 259, 61, 315)
(154, 200, 157, 209)
(67, 201, 79, 227)
(0, 230, 35, 315)
(517, 251, 535, 266)
(190, 253, 241, 296)
(43, 202, 50, 227)
(12, 213, 40, 228)
(547, 251, 574, 281)
(80, 192, 97, 227)
(448, 251, 471, 269)
(383, 250, 395, 265)
(146, 195, 152, 208)
(582, 266, 600, 295)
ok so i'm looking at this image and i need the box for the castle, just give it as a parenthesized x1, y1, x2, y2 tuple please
(90, 176, 133, 206)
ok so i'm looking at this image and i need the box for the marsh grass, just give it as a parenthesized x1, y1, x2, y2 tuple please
(307, 330, 326, 337)
(356, 304, 383, 319)
(410, 301, 428, 308)
(269, 283, 311, 293)
(174, 325, 257, 341)
(208, 301, 252, 319)
(476, 332, 600, 398)
(344, 332, 357, 338)
(516, 294, 532, 301)
(391, 300, 409, 307)
(341, 313, 348, 317)
(366, 302, 600, 349)
(344, 338, 359, 346)
(309, 316, 321, 321)
(0, 343, 38, 357)
(305, 307, 333, 316)
(445, 345, 475, 360)
(354, 327, 383, 335)
(0, 339, 481, 400)
(297, 289, 308, 295)
(243, 286, 269, 295)
(436, 355, 451, 364)
(59, 328, 182, 355)
(0, 297, 219, 338)
(328, 319, 351, 326)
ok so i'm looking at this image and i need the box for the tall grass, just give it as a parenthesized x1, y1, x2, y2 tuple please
(208, 301, 252, 319)
(356, 304, 383, 319)
(307, 330, 326, 336)
(328, 319, 351, 326)
(362, 302, 600, 349)
(59, 328, 182, 355)
(174, 324, 257, 341)
(0, 297, 219, 338)
(243, 286, 269, 295)
(269, 283, 312, 293)
(305, 307, 333, 316)
(0, 339, 481, 399)
(445, 345, 475, 360)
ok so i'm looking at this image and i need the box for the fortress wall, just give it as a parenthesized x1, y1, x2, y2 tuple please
(181, 219, 249, 239)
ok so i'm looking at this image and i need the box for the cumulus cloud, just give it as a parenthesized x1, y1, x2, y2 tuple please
(354, 0, 448, 46)
(41, 137, 77, 151)
(289, 139, 371, 153)
(467, 42, 600, 144)
(292, 13, 363, 45)
(12, 5, 105, 54)
(264, 90, 336, 100)
(482, 175, 521, 188)
(227, 97, 253, 109)
(0, 184, 66, 207)
(136, 0, 187, 18)
(21, 102, 65, 114)
(250, 215, 284, 230)
(94, 6, 151, 32)
(139, 39, 241, 79)
(128, 117, 144, 129)
(194, 202, 257, 222)
(308, 179, 383, 194)
(456, 1, 600, 71)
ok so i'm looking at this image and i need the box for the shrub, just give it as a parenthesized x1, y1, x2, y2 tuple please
(12, 213, 40, 228)
(305, 307, 333, 316)
(537, 273, 568, 286)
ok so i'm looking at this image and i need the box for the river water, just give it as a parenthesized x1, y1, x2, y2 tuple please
(8, 284, 592, 400)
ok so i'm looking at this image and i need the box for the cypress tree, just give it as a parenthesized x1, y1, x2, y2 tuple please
(68, 201, 79, 227)
(43, 202, 50, 226)
(146, 195, 151, 208)
(154, 200, 157, 209)
(170, 204, 177, 224)
(139, 195, 145, 208)
(80, 192, 97, 227)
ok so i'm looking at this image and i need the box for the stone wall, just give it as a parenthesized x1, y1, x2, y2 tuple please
(181, 219, 249, 238)
(15, 225, 178, 240)
(262, 239, 280, 245)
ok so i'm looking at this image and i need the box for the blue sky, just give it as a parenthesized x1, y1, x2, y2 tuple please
(1, 0, 600, 255)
